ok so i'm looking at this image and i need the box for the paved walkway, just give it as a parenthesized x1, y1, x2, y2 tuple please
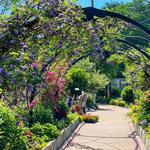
(64, 105, 145, 150)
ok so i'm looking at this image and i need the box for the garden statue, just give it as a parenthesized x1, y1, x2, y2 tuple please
(79, 91, 87, 114)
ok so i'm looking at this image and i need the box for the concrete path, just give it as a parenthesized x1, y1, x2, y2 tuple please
(64, 105, 145, 150)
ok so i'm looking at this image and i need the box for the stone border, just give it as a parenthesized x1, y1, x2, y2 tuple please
(133, 122, 150, 150)
(43, 118, 80, 150)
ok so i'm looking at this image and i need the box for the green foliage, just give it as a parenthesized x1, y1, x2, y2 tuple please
(54, 119, 68, 130)
(67, 68, 89, 95)
(31, 135, 48, 150)
(31, 123, 60, 141)
(121, 86, 135, 103)
(96, 88, 111, 104)
(90, 72, 110, 90)
(54, 99, 69, 120)
(146, 126, 150, 139)
(129, 91, 150, 125)
(110, 98, 126, 107)
(0, 102, 27, 150)
(96, 58, 125, 78)
(86, 95, 95, 109)
(111, 87, 121, 98)
(67, 113, 79, 124)
(33, 102, 54, 124)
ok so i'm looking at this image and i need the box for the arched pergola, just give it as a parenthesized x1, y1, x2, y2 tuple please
(82, 7, 150, 60)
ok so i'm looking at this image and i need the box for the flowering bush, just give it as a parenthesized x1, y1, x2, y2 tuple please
(82, 114, 98, 123)
(45, 71, 65, 99)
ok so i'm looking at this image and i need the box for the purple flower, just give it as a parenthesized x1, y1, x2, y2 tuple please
(140, 119, 147, 127)
(10, 39, 17, 45)
(15, 114, 20, 118)
(58, 41, 63, 48)
(93, 26, 99, 33)
(21, 42, 28, 50)
(16, 122, 20, 126)
(13, 30, 19, 36)
(94, 45, 101, 53)
(0, 67, 6, 76)
(98, 21, 103, 26)
(22, 44, 28, 50)
(0, 67, 4, 75)
(83, 23, 88, 28)
(77, 11, 81, 16)
(20, 65, 28, 70)
(0, 79, 3, 85)
(10, 78, 16, 84)
(58, 13, 63, 18)
(48, 10, 55, 17)
(28, 84, 33, 92)
(115, 47, 120, 51)
(21, 32, 26, 37)
(29, 53, 35, 59)
(9, 64, 14, 70)
(64, 18, 68, 23)
(31, 63, 38, 69)
(15, 57, 22, 62)
(17, 70, 22, 75)
(68, 9, 73, 14)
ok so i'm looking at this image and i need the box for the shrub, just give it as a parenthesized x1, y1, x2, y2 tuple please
(109, 98, 126, 107)
(0, 102, 27, 150)
(121, 86, 135, 103)
(67, 68, 89, 95)
(54, 99, 69, 120)
(128, 104, 141, 116)
(82, 115, 98, 123)
(33, 102, 54, 124)
(117, 100, 126, 107)
(86, 95, 94, 109)
(31, 123, 60, 141)
(54, 119, 68, 130)
(32, 135, 48, 149)
(111, 87, 121, 98)
(67, 113, 79, 124)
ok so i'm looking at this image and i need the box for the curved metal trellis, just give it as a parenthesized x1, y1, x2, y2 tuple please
(83, 7, 150, 36)
(83, 7, 150, 60)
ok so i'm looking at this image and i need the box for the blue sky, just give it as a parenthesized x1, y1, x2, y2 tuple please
(77, 0, 132, 8)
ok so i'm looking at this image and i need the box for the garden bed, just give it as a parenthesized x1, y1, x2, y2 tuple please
(43, 118, 80, 150)
(133, 122, 150, 150)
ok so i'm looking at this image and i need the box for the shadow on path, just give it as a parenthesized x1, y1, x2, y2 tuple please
(76, 134, 132, 139)
(98, 108, 114, 111)
(69, 142, 104, 150)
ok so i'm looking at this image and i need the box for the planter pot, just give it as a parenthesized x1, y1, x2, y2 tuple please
(43, 118, 80, 150)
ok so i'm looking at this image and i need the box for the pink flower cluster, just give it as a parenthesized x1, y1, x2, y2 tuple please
(45, 71, 65, 99)
(30, 63, 38, 69)
(27, 99, 38, 109)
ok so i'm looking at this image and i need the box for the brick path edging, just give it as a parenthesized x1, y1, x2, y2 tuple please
(43, 118, 80, 150)
(133, 122, 150, 150)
